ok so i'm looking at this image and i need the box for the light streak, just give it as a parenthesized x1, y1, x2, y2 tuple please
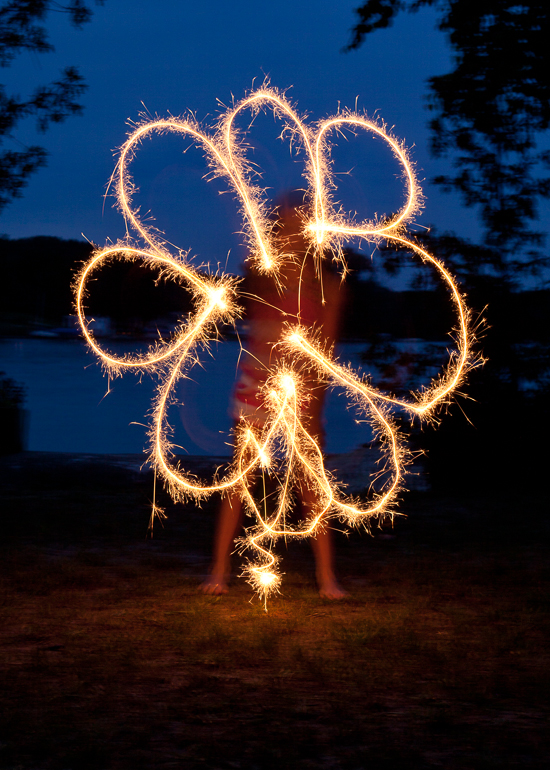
(76, 86, 477, 603)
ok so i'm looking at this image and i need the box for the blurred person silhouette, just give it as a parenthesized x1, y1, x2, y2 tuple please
(201, 192, 348, 598)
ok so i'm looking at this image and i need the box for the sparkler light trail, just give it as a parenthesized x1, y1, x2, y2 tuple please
(76, 86, 477, 602)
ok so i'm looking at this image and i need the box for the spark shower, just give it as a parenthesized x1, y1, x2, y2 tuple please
(76, 86, 475, 601)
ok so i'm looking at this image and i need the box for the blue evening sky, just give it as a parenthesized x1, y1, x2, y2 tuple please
(1, 0, 484, 276)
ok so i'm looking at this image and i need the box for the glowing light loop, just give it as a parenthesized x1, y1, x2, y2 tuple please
(76, 86, 476, 601)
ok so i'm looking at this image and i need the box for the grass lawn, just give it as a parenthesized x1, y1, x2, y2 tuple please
(0, 453, 549, 769)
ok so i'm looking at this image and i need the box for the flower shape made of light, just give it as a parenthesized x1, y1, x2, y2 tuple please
(76, 86, 475, 601)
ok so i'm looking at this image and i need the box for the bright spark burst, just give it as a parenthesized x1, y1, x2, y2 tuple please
(76, 86, 477, 602)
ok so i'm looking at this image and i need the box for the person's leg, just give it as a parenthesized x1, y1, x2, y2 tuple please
(310, 527, 348, 599)
(297, 409, 348, 599)
(299, 481, 348, 599)
(200, 489, 244, 594)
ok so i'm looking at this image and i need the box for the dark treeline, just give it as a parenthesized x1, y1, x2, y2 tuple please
(0, 2, 101, 213)
(1, 235, 549, 344)
(0, 236, 195, 331)
(0, 236, 92, 327)
(2, 235, 549, 493)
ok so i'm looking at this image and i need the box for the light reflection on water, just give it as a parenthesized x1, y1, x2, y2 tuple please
(1, 337, 373, 455)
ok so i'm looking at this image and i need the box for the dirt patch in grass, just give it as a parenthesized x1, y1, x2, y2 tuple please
(0, 453, 549, 768)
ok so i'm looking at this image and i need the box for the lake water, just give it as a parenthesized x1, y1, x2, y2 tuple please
(1, 337, 379, 456)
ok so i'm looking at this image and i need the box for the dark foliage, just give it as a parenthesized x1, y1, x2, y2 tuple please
(0, 235, 93, 324)
(347, 0, 550, 277)
(0, 1, 102, 212)
(0, 370, 26, 454)
(0, 235, 202, 329)
(0, 369, 25, 407)
(346, 1, 550, 491)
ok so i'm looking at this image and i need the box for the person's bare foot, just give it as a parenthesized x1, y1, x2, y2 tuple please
(318, 578, 349, 600)
(199, 575, 229, 595)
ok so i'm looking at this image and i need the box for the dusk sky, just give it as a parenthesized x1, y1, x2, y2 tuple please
(1, 0, 485, 275)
